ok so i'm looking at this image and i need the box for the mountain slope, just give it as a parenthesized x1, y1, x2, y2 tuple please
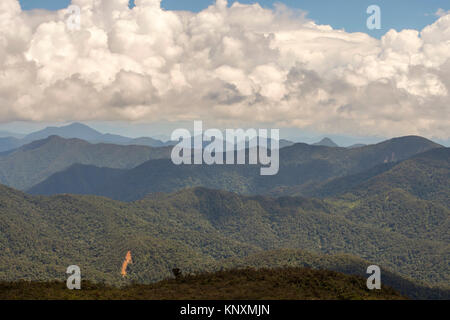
(1, 185, 448, 293)
(0, 136, 171, 190)
(0, 137, 22, 153)
(349, 147, 450, 203)
(347, 143, 366, 149)
(216, 249, 449, 300)
(0, 130, 25, 139)
(30, 136, 442, 201)
(314, 148, 450, 243)
(25, 164, 126, 196)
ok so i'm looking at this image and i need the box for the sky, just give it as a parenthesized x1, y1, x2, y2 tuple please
(1, 0, 449, 145)
(19, 0, 450, 38)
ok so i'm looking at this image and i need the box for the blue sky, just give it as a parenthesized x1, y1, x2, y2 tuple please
(19, 0, 450, 38)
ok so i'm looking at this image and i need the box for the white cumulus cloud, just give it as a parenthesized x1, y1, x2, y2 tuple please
(0, 0, 449, 138)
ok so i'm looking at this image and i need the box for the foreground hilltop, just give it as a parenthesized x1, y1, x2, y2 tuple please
(0, 267, 404, 300)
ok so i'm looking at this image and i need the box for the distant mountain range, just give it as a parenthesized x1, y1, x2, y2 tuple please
(0, 123, 175, 153)
(0, 122, 298, 155)
(313, 137, 339, 147)
(0, 137, 23, 153)
(0, 135, 171, 190)
(311, 137, 369, 149)
(29, 136, 443, 201)
(24, 122, 176, 147)
(0, 131, 25, 139)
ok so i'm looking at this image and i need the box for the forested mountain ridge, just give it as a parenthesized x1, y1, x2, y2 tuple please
(1, 184, 448, 296)
(0, 135, 171, 190)
(310, 147, 449, 201)
(29, 136, 442, 200)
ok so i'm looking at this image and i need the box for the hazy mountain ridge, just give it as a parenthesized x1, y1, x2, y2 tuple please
(29, 135, 442, 201)
(0, 135, 171, 190)
(313, 137, 339, 147)
(0, 131, 25, 139)
(0, 123, 175, 153)
(24, 123, 176, 147)
(0, 137, 23, 153)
